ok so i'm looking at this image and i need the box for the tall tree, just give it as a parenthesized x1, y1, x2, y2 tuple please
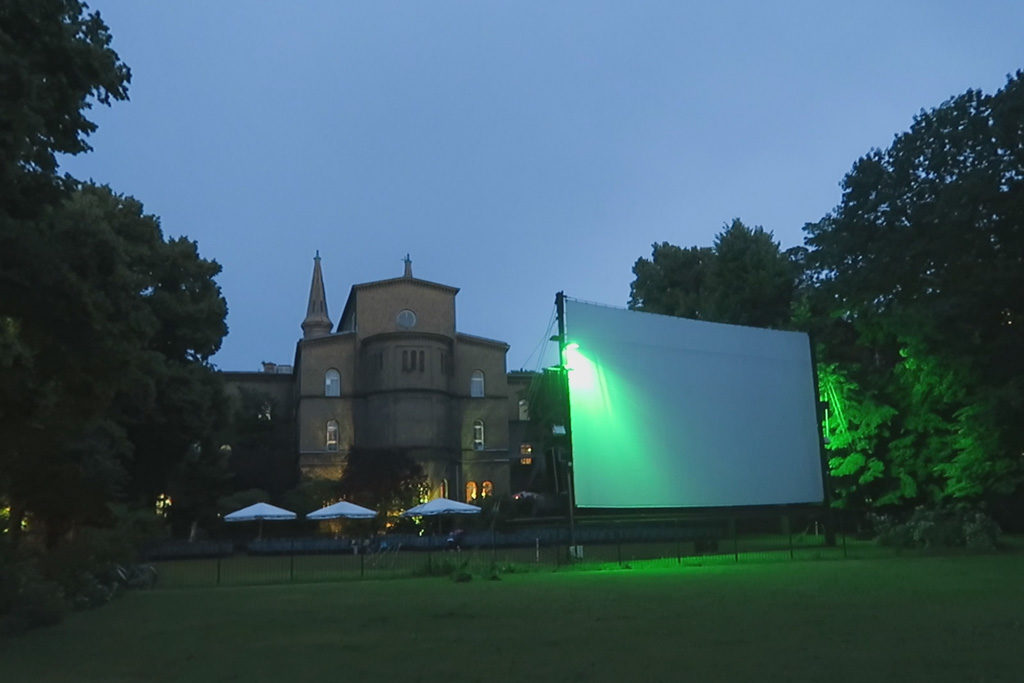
(1, 185, 228, 542)
(1, 1, 133, 540)
(222, 389, 297, 499)
(628, 243, 713, 319)
(0, 0, 129, 218)
(629, 219, 800, 328)
(805, 72, 1024, 507)
(338, 447, 427, 518)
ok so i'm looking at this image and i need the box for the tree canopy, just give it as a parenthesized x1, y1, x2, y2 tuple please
(629, 219, 801, 328)
(805, 71, 1024, 509)
(0, 3, 232, 544)
(627, 74, 1024, 516)
(0, 0, 130, 218)
(1, 185, 228, 542)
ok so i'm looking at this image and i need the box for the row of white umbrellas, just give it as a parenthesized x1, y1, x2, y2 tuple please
(223, 497, 481, 523)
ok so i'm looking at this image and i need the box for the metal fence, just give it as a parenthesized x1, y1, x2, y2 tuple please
(148, 509, 893, 589)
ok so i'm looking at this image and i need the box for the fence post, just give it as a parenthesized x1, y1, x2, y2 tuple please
(731, 518, 738, 562)
(785, 513, 794, 560)
(841, 510, 848, 559)
(676, 519, 681, 565)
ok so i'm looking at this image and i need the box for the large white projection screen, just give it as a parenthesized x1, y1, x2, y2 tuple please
(564, 299, 824, 508)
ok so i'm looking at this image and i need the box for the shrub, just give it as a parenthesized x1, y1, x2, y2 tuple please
(0, 551, 68, 637)
(1, 579, 67, 635)
(873, 507, 1000, 550)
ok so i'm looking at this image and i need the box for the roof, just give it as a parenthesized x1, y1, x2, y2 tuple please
(456, 331, 510, 350)
(337, 275, 460, 333)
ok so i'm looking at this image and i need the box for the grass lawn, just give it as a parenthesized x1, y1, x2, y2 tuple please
(2, 552, 1022, 682)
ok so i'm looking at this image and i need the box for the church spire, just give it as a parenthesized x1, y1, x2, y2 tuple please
(301, 251, 332, 339)
(403, 253, 413, 278)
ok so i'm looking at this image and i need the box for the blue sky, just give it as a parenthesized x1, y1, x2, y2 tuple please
(59, 1, 1024, 372)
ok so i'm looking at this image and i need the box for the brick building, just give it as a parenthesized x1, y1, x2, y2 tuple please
(222, 255, 535, 502)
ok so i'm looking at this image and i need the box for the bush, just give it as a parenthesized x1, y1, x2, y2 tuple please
(0, 547, 69, 636)
(1, 506, 165, 637)
(1, 579, 67, 636)
(873, 507, 1000, 550)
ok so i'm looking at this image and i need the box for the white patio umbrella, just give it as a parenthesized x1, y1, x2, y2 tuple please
(306, 500, 377, 520)
(224, 502, 296, 538)
(401, 498, 482, 560)
(400, 497, 482, 517)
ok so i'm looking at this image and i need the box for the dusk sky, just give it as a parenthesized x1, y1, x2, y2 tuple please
(58, 1, 1024, 373)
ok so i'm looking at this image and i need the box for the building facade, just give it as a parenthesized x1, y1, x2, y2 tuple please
(223, 256, 535, 503)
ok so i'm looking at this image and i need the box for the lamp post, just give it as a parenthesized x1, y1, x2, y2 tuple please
(554, 291, 577, 560)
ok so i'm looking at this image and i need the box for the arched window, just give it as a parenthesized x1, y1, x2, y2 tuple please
(518, 398, 529, 421)
(481, 481, 493, 498)
(470, 370, 485, 397)
(441, 478, 449, 499)
(325, 368, 341, 397)
(472, 419, 485, 450)
(465, 481, 478, 502)
(326, 420, 339, 451)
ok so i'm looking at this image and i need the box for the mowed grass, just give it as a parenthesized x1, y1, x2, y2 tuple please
(2, 552, 1023, 683)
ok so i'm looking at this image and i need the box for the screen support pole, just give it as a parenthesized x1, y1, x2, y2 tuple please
(555, 291, 577, 557)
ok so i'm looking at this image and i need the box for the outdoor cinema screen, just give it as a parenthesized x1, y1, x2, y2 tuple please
(564, 298, 824, 509)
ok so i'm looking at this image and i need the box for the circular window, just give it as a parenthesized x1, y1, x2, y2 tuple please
(396, 309, 417, 329)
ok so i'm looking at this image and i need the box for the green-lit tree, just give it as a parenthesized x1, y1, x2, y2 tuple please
(805, 72, 1024, 509)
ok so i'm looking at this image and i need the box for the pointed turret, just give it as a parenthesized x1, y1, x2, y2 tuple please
(301, 251, 333, 339)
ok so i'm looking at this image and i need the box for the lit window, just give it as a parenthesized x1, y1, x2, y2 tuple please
(472, 420, 485, 450)
(518, 399, 529, 421)
(325, 368, 341, 397)
(520, 456, 533, 466)
(326, 420, 339, 451)
(520, 443, 533, 456)
(481, 481, 493, 498)
(466, 481, 478, 502)
(470, 370, 485, 397)
(155, 493, 173, 517)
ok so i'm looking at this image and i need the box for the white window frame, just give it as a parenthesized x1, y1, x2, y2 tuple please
(326, 419, 339, 451)
(472, 419, 485, 451)
(325, 368, 341, 397)
(470, 370, 485, 398)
